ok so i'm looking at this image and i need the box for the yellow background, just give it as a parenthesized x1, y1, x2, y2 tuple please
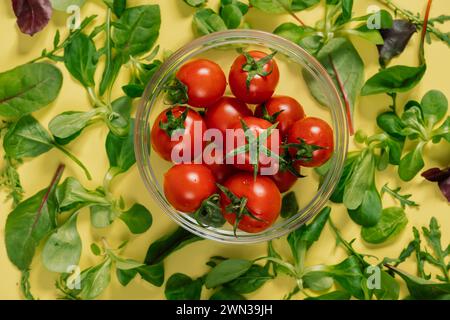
(0, 0, 449, 300)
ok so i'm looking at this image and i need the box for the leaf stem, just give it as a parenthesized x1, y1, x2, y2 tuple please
(53, 144, 92, 180)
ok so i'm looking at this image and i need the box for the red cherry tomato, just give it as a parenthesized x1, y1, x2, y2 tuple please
(176, 59, 227, 107)
(202, 147, 237, 184)
(229, 116, 281, 173)
(164, 164, 217, 213)
(270, 162, 301, 193)
(220, 173, 281, 233)
(287, 117, 334, 168)
(255, 96, 306, 137)
(151, 106, 206, 162)
(204, 96, 253, 135)
(229, 50, 280, 104)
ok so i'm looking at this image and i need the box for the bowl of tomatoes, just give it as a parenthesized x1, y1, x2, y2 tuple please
(135, 30, 349, 243)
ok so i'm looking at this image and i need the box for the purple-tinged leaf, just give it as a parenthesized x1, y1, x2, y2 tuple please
(422, 167, 450, 202)
(12, 0, 52, 36)
(378, 20, 416, 66)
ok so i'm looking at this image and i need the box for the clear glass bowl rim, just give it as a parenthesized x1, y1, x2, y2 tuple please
(135, 29, 349, 244)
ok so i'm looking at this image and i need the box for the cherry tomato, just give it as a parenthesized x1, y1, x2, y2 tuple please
(204, 96, 253, 135)
(176, 59, 227, 107)
(151, 106, 206, 162)
(270, 162, 301, 193)
(202, 147, 237, 184)
(164, 164, 217, 213)
(229, 116, 281, 173)
(220, 173, 281, 233)
(287, 117, 334, 167)
(255, 96, 305, 137)
(229, 50, 280, 104)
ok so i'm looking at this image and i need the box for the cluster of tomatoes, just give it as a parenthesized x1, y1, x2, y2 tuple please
(151, 49, 334, 234)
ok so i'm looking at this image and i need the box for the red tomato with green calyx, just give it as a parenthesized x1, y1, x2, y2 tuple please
(219, 173, 281, 233)
(287, 117, 334, 168)
(151, 106, 206, 162)
(229, 50, 280, 104)
(164, 164, 217, 213)
(176, 59, 226, 107)
(270, 162, 302, 193)
(255, 96, 305, 137)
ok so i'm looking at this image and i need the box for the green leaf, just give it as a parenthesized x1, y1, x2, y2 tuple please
(386, 265, 450, 300)
(183, 0, 206, 7)
(56, 177, 109, 211)
(302, 270, 334, 291)
(42, 213, 82, 273)
(305, 290, 351, 300)
(113, 0, 127, 17)
(136, 263, 164, 287)
(348, 185, 382, 227)
(225, 264, 272, 294)
(49, 110, 100, 140)
(119, 203, 152, 234)
(398, 142, 426, 181)
(165, 273, 203, 300)
(372, 269, 400, 300)
(205, 259, 253, 289)
(273, 23, 323, 55)
(420, 90, 448, 128)
(106, 118, 136, 173)
(0, 63, 63, 118)
(210, 287, 246, 300)
(304, 38, 364, 117)
(144, 227, 203, 265)
(249, 0, 292, 14)
(113, 5, 161, 61)
(3, 115, 54, 159)
(50, 0, 86, 11)
(194, 194, 226, 228)
(422, 217, 449, 282)
(327, 256, 365, 300)
(107, 96, 133, 137)
(361, 64, 426, 96)
(90, 205, 118, 228)
(377, 112, 405, 140)
(64, 32, 98, 88)
(193, 8, 227, 36)
(116, 268, 137, 287)
(281, 191, 299, 219)
(79, 259, 112, 300)
(291, 0, 319, 11)
(221, 4, 243, 29)
(361, 207, 408, 244)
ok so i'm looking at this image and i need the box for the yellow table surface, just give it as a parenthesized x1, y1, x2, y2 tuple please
(0, 0, 449, 300)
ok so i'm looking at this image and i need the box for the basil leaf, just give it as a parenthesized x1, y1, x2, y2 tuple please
(144, 227, 203, 265)
(281, 191, 299, 219)
(305, 290, 351, 300)
(304, 38, 364, 117)
(106, 117, 135, 173)
(113, 5, 161, 61)
(249, 0, 292, 14)
(398, 142, 426, 182)
(386, 265, 450, 300)
(210, 287, 246, 300)
(56, 177, 109, 211)
(116, 268, 137, 286)
(361, 64, 426, 96)
(291, 0, 319, 11)
(205, 259, 253, 289)
(327, 256, 365, 300)
(42, 213, 82, 273)
(64, 32, 98, 88)
(361, 207, 408, 244)
(0, 63, 63, 118)
(348, 186, 382, 227)
(119, 203, 152, 234)
(420, 90, 448, 128)
(225, 264, 272, 294)
(221, 4, 243, 29)
(49, 110, 100, 140)
(165, 273, 203, 300)
(3, 115, 54, 158)
(193, 8, 227, 36)
(183, 0, 206, 7)
(79, 259, 112, 300)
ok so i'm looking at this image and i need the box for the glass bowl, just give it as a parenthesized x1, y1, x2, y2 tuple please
(135, 30, 349, 244)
